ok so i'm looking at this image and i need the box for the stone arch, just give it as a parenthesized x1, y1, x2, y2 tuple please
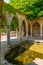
(10, 16, 19, 37)
(32, 22, 40, 37)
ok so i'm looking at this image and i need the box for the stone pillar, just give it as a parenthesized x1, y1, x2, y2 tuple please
(5, 11, 14, 45)
(7, 25, 10, 45)
(30, 24, 32, 37)
(26, 22, 28, 39)
(40, 24, 42, 38)
(18, 18, 23, 40)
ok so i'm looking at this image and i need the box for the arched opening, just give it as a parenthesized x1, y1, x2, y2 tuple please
(22, 20, 26, 37)
(28, 23, 31, 36)
(32, 22, 40, 37)
(10, 16, 19, 37)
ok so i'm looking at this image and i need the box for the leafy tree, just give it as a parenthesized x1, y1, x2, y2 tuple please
(10, 0, 43, 19)
(2, 2, 16, 15)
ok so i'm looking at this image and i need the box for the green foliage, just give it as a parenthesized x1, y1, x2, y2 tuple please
(1, 18, 6, 32)
(10, 0, 43, 19)
(2, 2, 18, 31)
(2, 0, 43, 31)
(10, 16, 18, 30)
(3, 2, 16, 15)
(34, 0, 43, 17)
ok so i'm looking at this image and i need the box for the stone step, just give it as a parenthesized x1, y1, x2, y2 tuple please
(27, 58, 43, 65)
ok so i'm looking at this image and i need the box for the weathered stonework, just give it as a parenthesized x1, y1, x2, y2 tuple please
(5, 11, 14, 44)
(16, 13, 43, 39)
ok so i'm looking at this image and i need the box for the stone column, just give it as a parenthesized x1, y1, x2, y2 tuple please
(5, 11, 14, 45)
(7, 25, 10, 45)
(26, 22, 28, 39)
(30, 24, 32, 37)
(18, 18, 23, 40)
(40, 24, 42, 38)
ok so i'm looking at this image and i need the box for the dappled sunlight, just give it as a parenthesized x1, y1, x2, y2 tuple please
(29, 44, 43, 54)
(15, 50, 34, 64)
